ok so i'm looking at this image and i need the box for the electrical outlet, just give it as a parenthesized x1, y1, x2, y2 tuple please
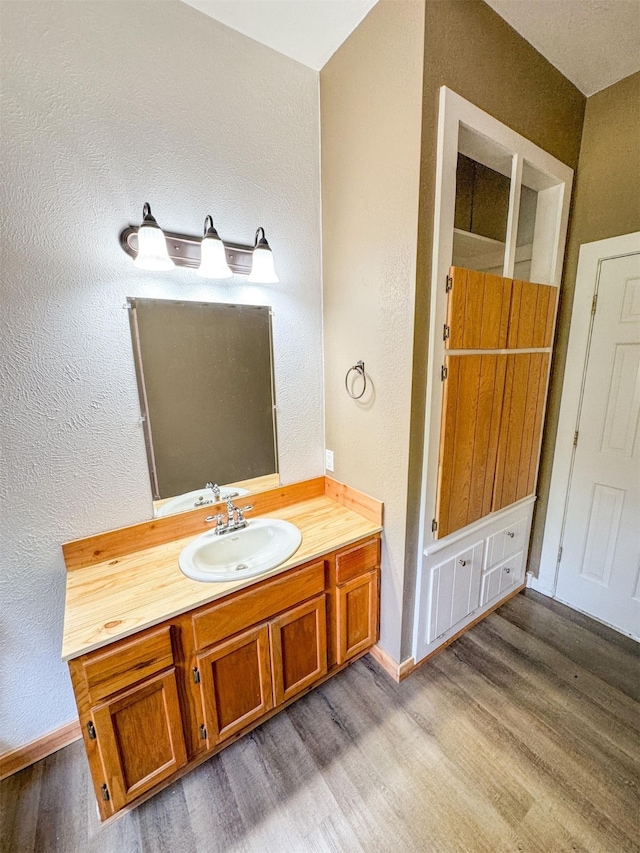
(325, 449, 334, 472)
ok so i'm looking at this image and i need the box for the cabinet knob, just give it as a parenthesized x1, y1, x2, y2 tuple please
(459, 559, 468, 566)
(504, 567, 511, 573)
(506, 531, 515, 538)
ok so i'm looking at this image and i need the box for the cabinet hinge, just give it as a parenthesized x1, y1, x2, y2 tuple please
(86, 721, 96, 740)
(573, 430, 579, 447)
(557, 546, 563, 564)
(101, 783, 110, 802)
(445, 274, 453, 292)
(591, 294, 598, 314)
(441, 365, 448, 381)
(199, 724, 207, 740)
(192, 667, 201, 684)
(431, 518, 438, 533)
(443, 324, 450, 341)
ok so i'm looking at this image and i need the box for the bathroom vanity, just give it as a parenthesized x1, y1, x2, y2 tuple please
(62, 477, 382, 821)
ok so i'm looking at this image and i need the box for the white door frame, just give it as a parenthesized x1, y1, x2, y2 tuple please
(535, 231, 640, 596)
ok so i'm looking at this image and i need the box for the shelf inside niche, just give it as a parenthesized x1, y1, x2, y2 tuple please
(453, 228, 504, 257)
(452, 228, 533, 275)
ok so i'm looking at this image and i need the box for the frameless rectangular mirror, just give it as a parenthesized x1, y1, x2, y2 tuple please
(128, 297, 279, 517)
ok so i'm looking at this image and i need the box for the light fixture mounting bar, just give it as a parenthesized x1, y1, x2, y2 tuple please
(119, 226, 253, 275)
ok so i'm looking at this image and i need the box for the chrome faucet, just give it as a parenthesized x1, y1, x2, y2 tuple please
(206, 499, 253, 536)
(206, 482, 221, 501)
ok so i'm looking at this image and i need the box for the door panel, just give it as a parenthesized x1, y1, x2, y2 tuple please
(336, 571, 379, 664)
(556, 252, 640, 638)
(427, 542, 483, 643)
(270, 596, 327, 705)
(446, 267, 511, 350)
(436, 355, 506, 538)
(92, 668, 187, 811)
(492, 353, 550, 511)
(507, 280, 556, 348)
(197, 625, 273, 745)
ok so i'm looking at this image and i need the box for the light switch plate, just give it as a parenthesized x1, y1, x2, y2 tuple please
(325, 449, 334, 472)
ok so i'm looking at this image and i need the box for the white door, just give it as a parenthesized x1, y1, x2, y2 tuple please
(555, 249, 640, 639)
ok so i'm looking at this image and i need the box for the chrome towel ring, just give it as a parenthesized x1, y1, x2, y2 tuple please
(345, 360, 367, 399)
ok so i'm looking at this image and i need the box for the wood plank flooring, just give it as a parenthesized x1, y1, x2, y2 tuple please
(1, 590, 638, 853)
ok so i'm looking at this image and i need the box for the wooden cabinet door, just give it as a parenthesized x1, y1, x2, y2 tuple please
(197, 624, 272, 746)
(492, 353, 550, 511)
(270, 595, 327, 705)
(446, 267, 556, 351)
(336, 571, 379, 664)
(507, 280, 556, 348)
(446, 267, 511, 350)
(436, 354, 507, 538)
(92, 668, 187, 811)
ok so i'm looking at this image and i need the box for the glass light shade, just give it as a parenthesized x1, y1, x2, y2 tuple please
(134, 204, 174, 271)
(248, 228, 278, 283)
(198, 219, 232, 278)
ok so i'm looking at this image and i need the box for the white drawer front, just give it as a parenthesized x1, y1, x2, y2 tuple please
(486, 516, 528, 569)
(480, 550, 524, 607)
(427, 541, 483, 643)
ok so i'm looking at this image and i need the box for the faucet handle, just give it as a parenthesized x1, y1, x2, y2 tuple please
(205, 513, 225, 526)
(236, 504, 253, 524)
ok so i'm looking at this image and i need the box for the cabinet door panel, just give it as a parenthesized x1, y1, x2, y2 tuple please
(492, 353, 550, 511)
(270, 595, 327, 705)
(436, 355, 506, 538)
(92, 668, 187, 811)
(336, 571, 379, 664)
(427, 542, 483, 643)
(197, 625, 272, 745)
(508, 280, 557, 348)
(447, 267, 511, 350)
(480, 550, 524, 606)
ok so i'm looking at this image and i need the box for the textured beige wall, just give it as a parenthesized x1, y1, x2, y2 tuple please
(403, 0, 585, 658)
(320, 0, 425, 661)
(529, 71, 640, 574)
(1, 0, 322, 750)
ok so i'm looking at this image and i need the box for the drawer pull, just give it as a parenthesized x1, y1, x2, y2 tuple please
(459, 559, 468, 566)
(506, 532, 515, 539)
(504, 567, 511, 574)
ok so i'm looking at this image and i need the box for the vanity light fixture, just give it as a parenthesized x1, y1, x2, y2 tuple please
(133, 204, 175, 271)
(120, 206, 278, 283)
(248, 227, 279, 283)
(198, 216, 232, 279)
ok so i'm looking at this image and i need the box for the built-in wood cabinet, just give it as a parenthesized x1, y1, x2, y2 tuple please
(435, 266, 557, 539)
(415, 499, 531, 658)
(68, 535, 380, 820)
(414, 89, 573, 667)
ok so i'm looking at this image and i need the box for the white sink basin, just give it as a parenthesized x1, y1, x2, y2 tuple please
(178, 518, 302, 583)
(155, 486, 250, 518)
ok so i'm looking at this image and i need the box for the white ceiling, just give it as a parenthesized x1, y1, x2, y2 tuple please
(181, 0, 640, 96)
(483, 0, 640, 96)
(181, 0, 379, 71)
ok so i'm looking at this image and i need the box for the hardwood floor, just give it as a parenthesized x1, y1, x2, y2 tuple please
(1, 590, 638, 853)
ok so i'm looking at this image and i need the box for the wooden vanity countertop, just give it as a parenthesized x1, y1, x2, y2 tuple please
(62, 493, 382, 661)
